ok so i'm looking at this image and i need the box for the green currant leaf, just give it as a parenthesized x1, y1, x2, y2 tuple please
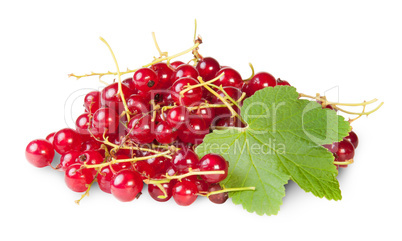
(196, 86, 351, 215)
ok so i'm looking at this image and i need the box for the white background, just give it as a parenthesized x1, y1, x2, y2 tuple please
(1, 0, 401, 240)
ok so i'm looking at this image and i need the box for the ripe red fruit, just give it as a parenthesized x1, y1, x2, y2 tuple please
(75, 113, 91, 136)
(126, 94, 150, 116)
(215, 67, 243, 88)
(45, 132, 55, 145)
(178, 116, 209, 145)
(166, 106, 189, 130)
(151, 62, 174, 89)
(172, 181, 198, 206)
(53, 128, 82, 155)
(58, 151, 81, 171)
(276, 78, 291, 86)
(84, 90, 101, 113)
(324, 140, 355, 163)
(198, 154, 229, 183)
(148, 179, 177, 202)
(25, 139, 55, 168)
(171, 147, 200, 174)
(171, 77, 203, 106)
(344, 131, 359, 148)
(208, 183, 228, 204)
(92, 107, 119, 135)
(133, 68, 160, 93)
(65, 163, 96, 192)
(155, 121, 178, 144)
(111, 169, 144, 202)
(242, 72, 277, 96)
(169, 61, 185, 69)
(196, 57, 220, 81)
(127, 114, 155, 144)
(101, 82, 132, 112)
(171, 64, 199, 82)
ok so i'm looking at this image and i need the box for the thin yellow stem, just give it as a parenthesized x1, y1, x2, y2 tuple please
(203, 186, 256, 197)
(243, 63, 255, 81)
(99, 37, 131, 122)
(179, 72, 224, 96)
(152, 32, 168, 58)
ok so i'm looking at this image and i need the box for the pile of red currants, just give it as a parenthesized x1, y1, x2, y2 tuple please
(25, 53, 358, 206)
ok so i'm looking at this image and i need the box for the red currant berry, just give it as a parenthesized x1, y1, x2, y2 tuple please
(122, 77, 136, 92)
(198, 154, 228, 183)
(148, 178, 177, 202)
(53, 128, 82, 155)
(178, 116, 209, 145)
(166, 106, 189, 130)
(111, 169, 144, 202)
(182, 175, 209, 193)
(155, 121, 178, 144)
(75, 113, 91, 136)
(92, 107, 119, 135)
(126, 94, 150, 116)
(276, 78, 291, 86)
(45, 132, 55, 145)
(151, 62, 174, 89)
(171, 64, 199, 82)
(208, 183, 228, 204)
(215, 67, 243, 88)
(144, 152, 172, 175)
(132, 161, 155, 180)
(170, 61, 185, 69)
(171, 77, 202, 106)
(172, 181, 198, 206)
(101, 82, 132, 112)
(171, 147, 200, 174)
(25, 139, 55, 168)
(127, 114, 155, 144)
(242, 72, 277, 97)
(344, 131, 359, 148)
(78, 150, 104, 166)
(84, 90, 101, 113)
(65, 163, 96, 192)
(324, 140, 355, 162)
(57, 151, 81, 171)
(133, 68, 160, 93)
(196, 57, 220, 81)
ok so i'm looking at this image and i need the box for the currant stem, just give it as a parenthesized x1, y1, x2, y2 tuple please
(152, 32, 168, 58)
(75, 174, 98, 204)
(179, 72, 224, 96)
(99, 37, 131, 122)
(145, 169, 225, 184)
(83, 150, 172, 169)
(243, 63, 255, 81)
(202, 186, 256, 197)
(334, 159, 354, 165)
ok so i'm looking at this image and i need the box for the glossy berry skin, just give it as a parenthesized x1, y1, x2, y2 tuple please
(148, 179, 177, 202)
(212, 86, 242, 117)
(198, 154, 229, 183)
(179, 117, 209, 145)
(45, 132, 55, 145)
(101, 82, 132, 112)
(196, 57, 220, 81)
(182, 175, 209, 193)
(171, 64, 199, 82)
(208, 183, 228, 204)
(126, 94, 150, 115)
(127, 114, 155, 144)
(213, 117, 245, 129)
(344, 131, 359, 148)
(171, 77, 203, 106)
(84, 91, 101, 113)
(170, 61, 185, 69)
(192, 104, 215, 126)
(111, 169, 144, 202)
(155, 121, 178, 144)
(53, 128, 82, 155)
(214, 67, 243, 88)
(171, 148, 200, 174)
(132, 161, 155, 180)
(145, 153, 172, 175)
(80, 139, 102, 152)
(276, 78, 291, 86)
(324, 140, 355, 162)
(75, 113, 91, 136)
(58, 151, 81, 171)
(172, 181, 198, 206)
(78, 150, 104, 166)
(65, 163, 96, 192)
(166, 106, 188, 130)
(92, 107, 119, 135)
(243, 72, 277, 97)
(133, 68, 160, 93)
(97, 161, 134, 194)
(25, 139, 55, 168)
(151, 62, 174, 89)
(122, 77, 136, 91)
